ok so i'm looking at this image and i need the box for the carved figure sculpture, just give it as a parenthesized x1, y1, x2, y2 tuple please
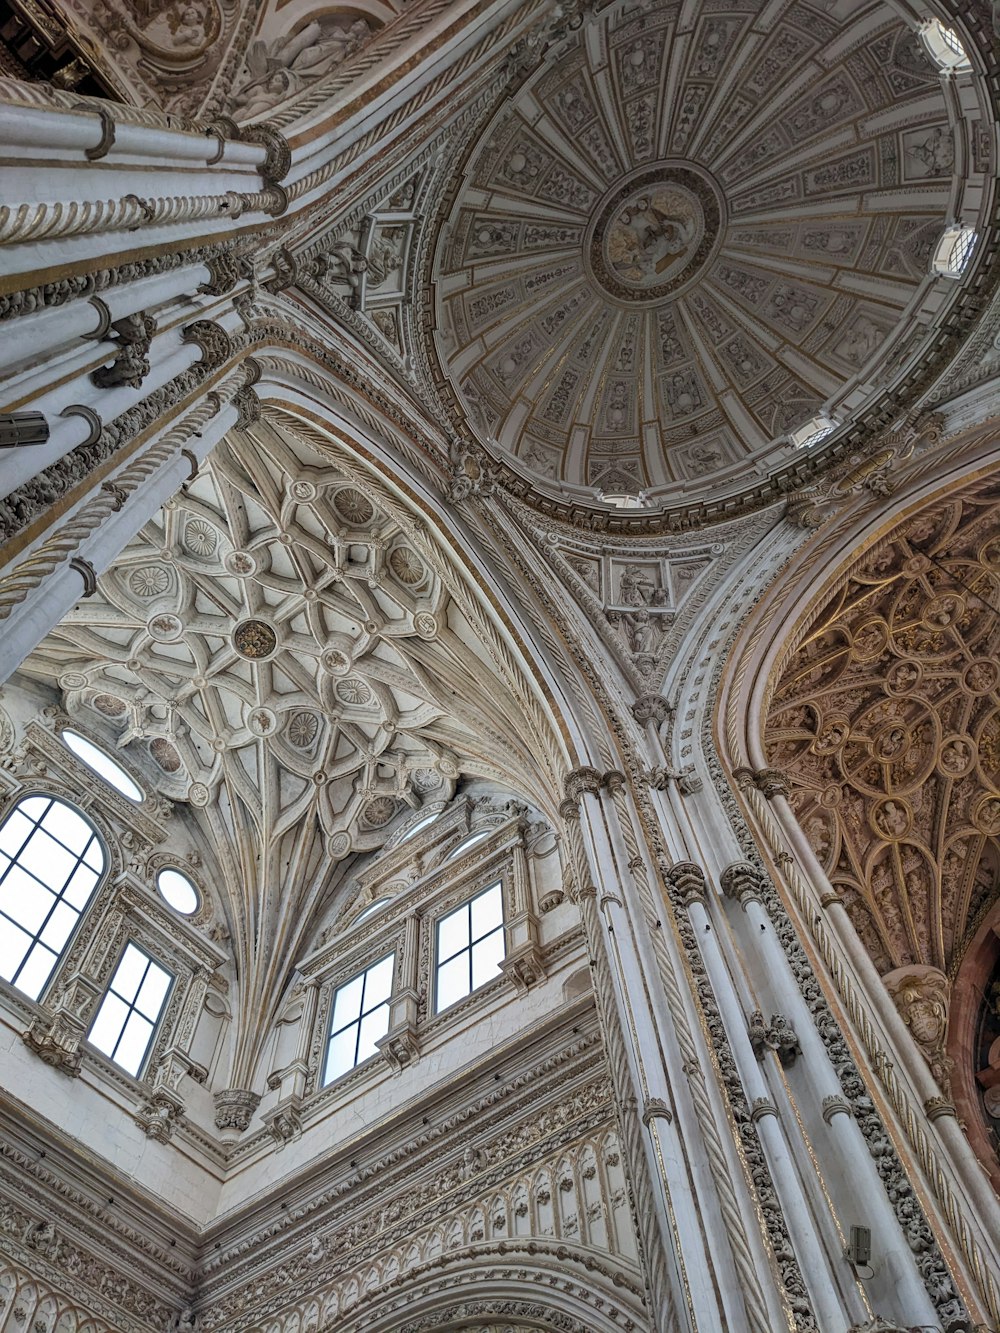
(235, 19, 371, 118)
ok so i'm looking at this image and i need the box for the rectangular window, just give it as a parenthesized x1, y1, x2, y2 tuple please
(88, 942, 172, 1077)
(435, 882, 504, 1013)
(323, 953, 394, 1085)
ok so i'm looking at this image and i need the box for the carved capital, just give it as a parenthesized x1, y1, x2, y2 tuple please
(22, 1010, 84, 1075)
(213, 1088, 260, 1132)
(197, 250, 242, 296)
(821, 1094, 851, 1123)
(240, 123, 291, 183)
(182, 319, 233, 370)
(734, 766, 791, 798)
(234, 386, 263, 429)
(923, 1096, 957, 1122)
(665, 860, 707, 906)
(720, 861, 764, 907)
(749, 1096, 777, 1123)
(631, 693, 672, 726)
(136, 1086, 185, 1142)
(641, 1096, 673, 1127)
(264, 246, 298, 294)
(563, 766, 604, 804)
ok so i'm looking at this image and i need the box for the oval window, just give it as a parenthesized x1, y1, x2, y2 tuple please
(62, 730, 143, 802)
(157, 868, 199, 915)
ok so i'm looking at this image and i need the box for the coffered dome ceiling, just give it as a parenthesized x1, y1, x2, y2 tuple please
(431, 0, 993, 510)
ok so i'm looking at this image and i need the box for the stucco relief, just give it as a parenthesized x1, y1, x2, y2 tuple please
(764, 475, 1000, 1088)
(429, 0, 987, 508)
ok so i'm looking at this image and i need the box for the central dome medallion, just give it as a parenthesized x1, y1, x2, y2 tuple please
(430, 0, 989, 513)
(588, 164, 723, 304)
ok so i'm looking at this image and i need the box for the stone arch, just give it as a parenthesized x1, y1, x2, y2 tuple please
(325, 1241, 646, 1333)
(716, 423, 1000, 1319)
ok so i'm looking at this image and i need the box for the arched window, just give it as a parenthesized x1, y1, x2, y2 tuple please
(933, 224, 977, 278)
(61, 730, 143, 802)
(0, 795, 105, 1000)
(920, 18, 972, 72)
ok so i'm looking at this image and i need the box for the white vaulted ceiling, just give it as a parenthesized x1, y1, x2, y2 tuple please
(431, 0, 991, 506)
(18, 417, 566, 1080)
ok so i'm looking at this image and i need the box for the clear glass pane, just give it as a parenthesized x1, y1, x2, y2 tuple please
(18, 796, 50, 821)
(324, 1024, 358, 1084)
(16, 944, 57, 1000)
(61, 731, 143, 802)
(1, 862, 46, 906)
(115, 1012, 154, 1075)
(436, 953, 469, 1011)
(356, 897, 389, 923)
(82, 835, 104, 872)
(135, 963, 171, 1021)
(357, 1003, 389, 1062)
(437, 904, 469, 963)
(398, 811, 439, 843)
(43, 803, 93, 856)
(0, 878, 53, 935)
(111, 944, 149, 1003)
(18, 829, 76, 890)
(39, 900, 78, 951)
(156, 869, 198, 915)
(363, 954, 394, 1008)
(445, 829, 490, 860)
(472, 930, 505, 989)
(331, 973, 365, 1030)
(63, 864, 99, 911)
(471, 884, 503, 939)
(0, 915, 31, 981)
(0, 810, 35, 857)
(89, 993, 130, 1057)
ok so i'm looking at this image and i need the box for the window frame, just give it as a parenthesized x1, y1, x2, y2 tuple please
(322, 951, 396, 1087)
(0, 793, 107, 1003)
(87, 939, 174, 1079)
(433, 879, 507, 1014)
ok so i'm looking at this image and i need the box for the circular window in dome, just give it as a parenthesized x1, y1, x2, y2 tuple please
(61, 730, 143, 802)
(157, 868, 199, 915)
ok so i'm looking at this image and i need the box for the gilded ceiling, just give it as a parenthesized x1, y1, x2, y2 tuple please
(431, 0, 991, 505)
(764, 475, 1000, 1082)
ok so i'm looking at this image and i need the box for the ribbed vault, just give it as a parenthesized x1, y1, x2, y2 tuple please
(763, 473, 1000, 1089)
(18, 412, 569, 1083)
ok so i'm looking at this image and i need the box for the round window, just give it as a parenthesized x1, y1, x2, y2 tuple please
(157, 868, 199, 915)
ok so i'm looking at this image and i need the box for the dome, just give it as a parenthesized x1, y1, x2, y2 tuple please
(430, 0, 992, 517)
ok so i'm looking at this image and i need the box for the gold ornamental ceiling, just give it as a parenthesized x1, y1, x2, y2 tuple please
(430, 0, 993, 511)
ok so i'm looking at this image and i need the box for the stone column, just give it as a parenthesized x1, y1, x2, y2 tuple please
(562, 765, 772, 1333)
(720, 861, 940, 1326)
(676, 860, 859, 1330)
